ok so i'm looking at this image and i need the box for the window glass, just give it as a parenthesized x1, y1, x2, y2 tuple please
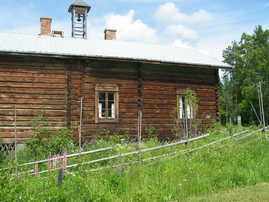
(98, 92, 106, 118)
(108, 93, 115, 118)
(98, 92, 116, 120)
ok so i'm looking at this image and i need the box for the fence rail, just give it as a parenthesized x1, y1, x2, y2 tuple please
(0, 147, 113, 172)
(1, 127, 267, 176)
(81, 128, 267, 173)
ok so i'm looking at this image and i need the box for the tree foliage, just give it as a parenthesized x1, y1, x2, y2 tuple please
(222, 25, 269, 124)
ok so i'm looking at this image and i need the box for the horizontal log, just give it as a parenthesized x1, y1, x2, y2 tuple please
(143, 114, 172, 119)
(0, 116, 65, 122)
(199, 101, 217, 106)
(0, 72, 66, 79)
(0, 82, 66, 89)
(0, 94, 65, 100)
(0, 98, 65, 105)
(0, 104, 65, 110)
(119, 108, 138, 113)
(144, 99, 176, 105)
(0, 87, 66, 95)
(0, 121, 65, 127)
(0, 76, 65, 84)
(144, 81, 216, 89)
(119, 98, 138, 103)
(143, 95, 176, 99)
(0, 138, 27, 143)
(0, 110, 66, 116)
(0, 65, 65, 73)
(119, 88, 138, 94)
(0, 132, 34, 138)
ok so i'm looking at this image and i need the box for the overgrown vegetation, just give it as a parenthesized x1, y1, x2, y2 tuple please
(26, 112, 74, 158)
(172, 89, 200, 139)
(1, 124, 268, 201)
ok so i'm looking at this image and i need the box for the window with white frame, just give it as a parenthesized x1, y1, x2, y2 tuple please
(178, 95, 194, 119)
(98, 92, 116, 119)
(95, 84, 118, 122)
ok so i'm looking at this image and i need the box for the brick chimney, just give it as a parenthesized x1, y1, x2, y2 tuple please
(104, 29, 117, 40)
(40, 17, 52, 36)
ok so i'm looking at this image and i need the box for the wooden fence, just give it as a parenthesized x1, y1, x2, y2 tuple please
(0, 127, 267, 176)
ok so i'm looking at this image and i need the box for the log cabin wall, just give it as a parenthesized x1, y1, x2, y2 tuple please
(73, 60, 140, 141)
(142, 63, 218, 139)
(0, 55, 219, 143)
(71, 60, 219, 141)
(0, 56, 69, 143)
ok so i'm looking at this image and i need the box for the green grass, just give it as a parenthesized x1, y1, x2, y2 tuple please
(186, 183, 269, 202)
(1, 125, 269, 201)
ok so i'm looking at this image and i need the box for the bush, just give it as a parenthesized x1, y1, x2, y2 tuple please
(26, 112, 74, 157)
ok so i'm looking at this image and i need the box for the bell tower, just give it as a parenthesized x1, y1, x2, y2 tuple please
(68, 0, 91, 39)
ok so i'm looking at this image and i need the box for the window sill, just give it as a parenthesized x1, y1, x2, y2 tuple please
(97, 119, 119, 123)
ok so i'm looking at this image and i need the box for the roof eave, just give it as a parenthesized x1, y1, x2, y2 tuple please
(0, 51, 233, 70)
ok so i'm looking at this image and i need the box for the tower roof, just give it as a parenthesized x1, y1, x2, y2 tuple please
(68, 0, 91, 13)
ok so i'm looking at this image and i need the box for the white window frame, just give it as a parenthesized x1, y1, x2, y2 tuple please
(178, 95, 194, 119)
(95, 84, 119, 123)
(177, 89, 196, 120)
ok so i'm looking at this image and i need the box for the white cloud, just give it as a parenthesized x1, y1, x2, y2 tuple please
(173, 39, 192, 49)
(105, 10, 158, 43)
(166, 24, 198, 40)
(155, 2, 213, 25)
(0, 8, 158, 44)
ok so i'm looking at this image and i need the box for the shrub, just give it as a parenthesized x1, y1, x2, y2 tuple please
(26, 112, 74, 157)
(144, 126, 157, 138)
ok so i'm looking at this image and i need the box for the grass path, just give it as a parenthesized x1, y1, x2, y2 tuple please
(186, 183, 269, 202)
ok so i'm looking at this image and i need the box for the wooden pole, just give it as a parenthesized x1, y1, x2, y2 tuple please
(259, 82, 266, 131)
(250, 102, 262, 125)
(79, 97, 83, 150)
(137, 111, 139, 142)
(140, 111, 142, 143)
(34, 163, 39, 177)
(57, 168, 63, 187)
(184, 107, 188, 140)
(63, 150, 67, 171)
(137, 110, 142, 143)
(258, 82, 263, 127)
(14, 105, 18, 175)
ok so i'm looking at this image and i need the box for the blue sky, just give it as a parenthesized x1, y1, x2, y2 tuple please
(1, 0, 269, 60)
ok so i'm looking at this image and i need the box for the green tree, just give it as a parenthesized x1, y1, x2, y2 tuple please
(222, 25, 269, 125)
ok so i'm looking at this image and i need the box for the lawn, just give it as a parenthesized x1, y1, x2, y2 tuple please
(186, 183, 269, 202)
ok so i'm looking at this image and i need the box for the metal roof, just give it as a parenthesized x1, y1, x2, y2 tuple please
(0, 33, 231, 69)
(68, 0, 91, 13)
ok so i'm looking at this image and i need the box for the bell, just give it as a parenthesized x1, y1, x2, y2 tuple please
(77, 14, 82, 22)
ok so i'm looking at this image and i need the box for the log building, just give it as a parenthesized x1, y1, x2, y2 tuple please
(0, 0, 231, 145)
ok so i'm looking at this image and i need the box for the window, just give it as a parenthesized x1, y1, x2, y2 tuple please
(178, 95, 193, 119)
(177, 89, 195, 119)
(95, 84, 119, 122)
(98, 92, 116, 119)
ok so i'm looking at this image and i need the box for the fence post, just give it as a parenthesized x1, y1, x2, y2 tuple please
(63, 150, 67, 171)
(57, 168, 63, 187)
(34, 163, 40, 177)
(48, 153, 52, 172)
